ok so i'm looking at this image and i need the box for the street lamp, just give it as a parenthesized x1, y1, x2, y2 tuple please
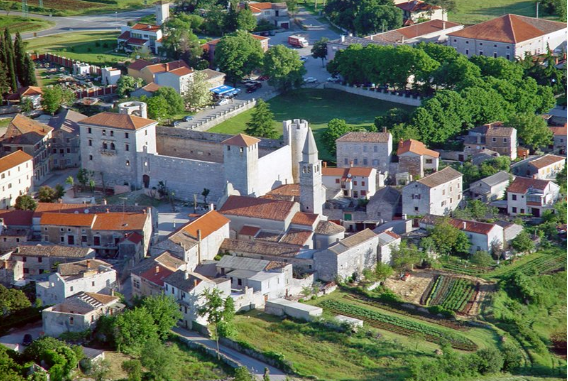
(115, 11, 118, 30)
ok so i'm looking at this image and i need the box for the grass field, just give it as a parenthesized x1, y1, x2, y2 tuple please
(25, 31, 128, 66)
(0, 15, 54, 33)
(210, 89, 414, 163)
(5, 0, 158, 16)
(448, 0, 556, 24)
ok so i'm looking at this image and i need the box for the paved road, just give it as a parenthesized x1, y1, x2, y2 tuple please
(18, 8, 155, 40)
(173, 327, 289, 381)
(0, 323, 44, 353)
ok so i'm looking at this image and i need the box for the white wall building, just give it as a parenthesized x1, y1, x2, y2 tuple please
(322, 166, 378, 199)
(336, 131, 392, 173)
(0, 151, 33, 208)
(506, 177, 560, 217)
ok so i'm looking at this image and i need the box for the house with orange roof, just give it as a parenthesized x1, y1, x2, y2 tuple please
(5, 86, 43, 108)
(506, 177, 560, 216)
(131, 251, 186, 297)
(0, 150, 33, 208)
(548, 124, 567, 155)
(42, 291, 124, 337)
(154, 65, 194, 95)
(245, 1, 290, 29)
(137, 60, 190, 85)
(1, 114, 53, 182)
(117, 23, 164, 54)
(512, 154, 566, 180)
(447, 14, 567, 60)
(322, 165, 378, 199)
(394, 0, 446, 24)
(397, 138, 439, 178)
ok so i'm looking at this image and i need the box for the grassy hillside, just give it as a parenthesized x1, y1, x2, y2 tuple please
(449, 0, 553, 24)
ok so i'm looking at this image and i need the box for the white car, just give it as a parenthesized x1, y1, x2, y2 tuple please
(304, 77, 317, 83)
(217, 98, 230, 106)
(327, 77, 341, 83)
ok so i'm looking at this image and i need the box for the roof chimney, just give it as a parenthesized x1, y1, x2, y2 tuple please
(442, 21, 446, 30)
(323, 161, 327, 168)
(383, 127, 387, 133)
(106, 208, 110, 213)
(86, 259, 91, 268)
(462, 221, 467, 229)
(193, 279, 198, 288)
(197, 229, 202, 242)
(156, 265, 159, 273)
(209, 203, 214, 211)
(184, 272, 189, 280)
(350, 160, 354, 168)
(341, 35, 345, 43)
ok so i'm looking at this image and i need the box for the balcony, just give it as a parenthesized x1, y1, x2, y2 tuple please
(100, 149, 117, 155)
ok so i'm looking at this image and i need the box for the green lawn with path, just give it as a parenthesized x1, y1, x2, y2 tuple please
(448, 0, 558, 24)
(25, 31, 129, 66)
(210, 89, 415, 163)
(0, 15, 54, 33)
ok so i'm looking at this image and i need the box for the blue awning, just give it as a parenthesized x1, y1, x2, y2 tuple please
(211, 85, 235, 95)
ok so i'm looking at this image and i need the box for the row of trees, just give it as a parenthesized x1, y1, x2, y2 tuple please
(0, 29, 37, 95)
(324, 0, 403, 35)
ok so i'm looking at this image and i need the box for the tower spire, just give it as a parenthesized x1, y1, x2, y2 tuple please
(302, 128, 318, 164)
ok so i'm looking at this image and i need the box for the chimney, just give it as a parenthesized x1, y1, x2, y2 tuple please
(323, 161, 327, 168)
(350, 160, 354, 168)
(86, 259, 91, 268)
(193, 279, 198, 288)
(209, 203, 214, 211)
(197, 229, 202, 242)
(165, 62, 169, 71)
(106, 208, 110, 213)
(462, 221, 467, 229)
(341, 35, 345, 43)
(155, 266, 159, 273)
(442, 21, 446, 30)
(383, 127, 387, 133)
(184, 272, 189, 280)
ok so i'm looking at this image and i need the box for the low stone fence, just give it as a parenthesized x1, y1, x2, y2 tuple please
(324, 83, 423, 106)
(188, 99, 257, 131)
(175, 335, 242, 369)
(220, 337, 294, 375)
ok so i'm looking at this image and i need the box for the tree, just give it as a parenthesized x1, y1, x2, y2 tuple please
(264, 45, 306, 93)
(4, 28, 17, 92)
(140, 339, 181, 381)
(245, 99, 277, 138)
(391, 241, 424, 276)
(234, 6, 257, 32)
(0, 284, 31, 315)
(24, 54, 37, 86)
(234, 366, 254, 381)
(263, 367, 271, 381)
(65, 176, 75, 197)
(154, 87, 185, 115)
(14, 195, 37, 211)
(511, 230, 535, 254)
(202, 188, 210, 203)
(54, 184, 65, 200)
(214, 31, 264, 86)
(122, 359, 142, 381)
(470, 251, 493, 267)
(116, 75, 142, 98)
(508, 113, 554, 151)
(141, 294, 182, 339)
(41, 86, 76, 115)
(146, 96, 169, 121)
(114, 307, 160, 356)
(204, 5, 227, 36)
(185, 71, 212, 110)
(198, 288, 235, 359)
(311, 38, 328, 67)
(160, 13, 203, 64)
(38, 186, 57, 203)
(76, 168, 93, 191)
(475, 348, 504, 374)
(90, 358, 111, 381)
(13, 32, 26, 86)
(375, 262, 394, 281)
(429, 218, 470, 256)
(322, 118, 352, 156)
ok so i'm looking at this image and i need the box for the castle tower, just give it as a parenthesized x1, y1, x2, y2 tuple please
(155, 1, 170, 26)
(222, 134, 260, 197)
(300, 128, 324, 215)
(283, 119, 309, 183)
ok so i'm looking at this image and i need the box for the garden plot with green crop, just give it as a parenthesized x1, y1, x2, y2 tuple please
(420, 275, 480, 315)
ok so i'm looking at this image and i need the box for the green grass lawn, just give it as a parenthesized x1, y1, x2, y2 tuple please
(210, 89, 414, 163)
(2, 0, 159, 16)
(0, 15, 54, 33)
(449, 0, 557, 24)
(25, 31, 129, 66)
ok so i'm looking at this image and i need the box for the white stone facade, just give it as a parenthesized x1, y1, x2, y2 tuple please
(402, 168, 463, 216)
(0, 151, 33, 208)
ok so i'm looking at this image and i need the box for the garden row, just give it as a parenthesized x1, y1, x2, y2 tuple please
(321, 300, 478, 351)
(421, 275, 479, 315)
(517, 252, 567, 275)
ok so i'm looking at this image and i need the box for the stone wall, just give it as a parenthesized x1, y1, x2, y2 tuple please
(256, 145, 294, 196)
(324, 83, 422, 106)
(185, 99, 257, 131)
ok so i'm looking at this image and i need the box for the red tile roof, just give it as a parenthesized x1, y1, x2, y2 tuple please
(140, 264, 174, 287)
(167, 67, 194, 77)
(41, 213, 95, 227)
(0, 210, 33, 227)
(385, 230, 401, 239)
(143, 60, 189, 74)
(219, 196, 296, 221)
(128, 59, 152, 71)
(5, 114, 53, 145)
(180, 210, 230, 240)
(528, 154, 565, 170)
(507, 176, 551, 194)
(141, 82, 162, 92)
(117, 31, 131, 40)
(0, 150, 33, 174)
(448, 14, 567, 44)
(396, 0, 440, 12)
(122, 232, 143, 244)
(92, 212, 148, 231)
(279, 229, 313, 246)
(80, 112, 155, 130)
(322, 167, 375, 178)
(450, 219, 497, 235)
(126, 38, 148, 46)
(397, 139, 439, 157)
(239, 225, 261, 236)
(131, 23, 161, 32)
(549, 124, 567, 136)
(222, 134, 261, 147)
(19, 86, 43, 97)
(291, 212, 318, 226)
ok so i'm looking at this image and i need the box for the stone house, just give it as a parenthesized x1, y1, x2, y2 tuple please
(495, 221, 523, 249)
(36, 259, 117, 306)
(0, 150, 34, 208)
(396, 139, 439, 178)
(9, 245, 95, 278)
(155, 66, 194, 95)
(5, 86, 43, 108)
(447, 14, 567, 60)
(548, 124, 566, 155)
(314, 229, 379, 282)
(322, 166, 378, 199)
(42, 292, 123, 337)
(39, 211, 152, 259)
(247, 2, 290, 29)
(0, 256, 23, 287)
(377, 230, 401, 264)
(164, 270, 231, 329)
(0, 210, 33, 252)
(506, 176, 560, 217)
(151, 210, 230, 270)
(464, 122, 517, 160)
(366, 187, 402, 222)
(131, 251, 186, 298)
(336, 131, 392, 173)
(469, 171, 511, 202)
(47, 108, 86, 169)
(395, 0, 446, 23)
(1, 114, 53, 182)
(511, 154, 565, 180)
(402, 167, 463, 217)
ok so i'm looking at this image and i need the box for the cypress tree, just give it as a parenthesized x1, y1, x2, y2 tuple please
(23, 54, 37, 86)
(4, 29, 17, 92)
(0, 34, 7, 67)
(13, 32, 26, 85)
(0, 62, 9, 95)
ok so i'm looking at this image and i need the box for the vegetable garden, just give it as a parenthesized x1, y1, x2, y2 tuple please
(320, 300, 478, 351)
(420, 275, 479, 315)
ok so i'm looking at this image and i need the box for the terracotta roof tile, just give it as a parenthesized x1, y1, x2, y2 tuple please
(450, 219, 497, 235)
(528, 154, 565, 170)
(448, 14, 566, 44)
(0, 210, 33, 226)
(80, 112, 155, 130)
(167, 67, 193, 77)
(140, 264, 174, 287)
(279, 229, 313, 246)
(416, 167, 462, 188)
(131, 23, 161, 32)
(314, 220, 345, 235)
(322, 167, 375, 178)
(263, 184, 300, 200)
(549, 124, 567, 136)
(40, 212, 95, 227)
(220, 238, 302, 258)
(219, 196, 296, 221)
(128, 59, 152, 71)
(118, 31, 131, 40)
(15, 244, 93, 258)
(143, 60, 189, 74)
(291, 212, 318, 226)
(122, 232, 143, 244)
(396, 0, 440, 12)
(222, 134, 261, 147)
(385, 230, 401, 239)
(179, 210, 230, 240)
(92, 212, 148, 231)
(4, 114, 53, 145)
(336, 131, 391, 143)
(19, 86, 43, 97)
(0, 150, 33, 174)
(58, 259, 111, 277)
(397, 139, 439, 157)
(84, 292, 118, 305)
(141, 82, 162, 92)
(507, 176, 550, 193)
(126, 38, 148, 46)
(239, 225, 261, 236)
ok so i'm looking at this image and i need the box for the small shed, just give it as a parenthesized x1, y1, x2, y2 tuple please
(264, 298, 322, 321)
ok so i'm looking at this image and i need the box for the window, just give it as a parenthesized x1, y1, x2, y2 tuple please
(520, 209, 525, 214)
(125, 133, 129, 138)
(66, 148, 70, 153)
(506, 54, 510, 60)
(361, 190, 367, 196)
(344, 158, 348, 165)
(354, 159, 358, 165)
(503, 138, 507, 143)
(88, 128, 92, 134)
(69, 317, 74, 325)
(414, 207, 419, 212)
(425, 159, 433, 164)
(94, 236, 101, 246)
(237, 279, 242, 286)
(145, 130, 148, 136)
(441, 201, 446, 207)
(512, 207, 517, 213)
(88, 140, 92, 146)
(102, 130, 106, 136)
(492, 138, 496, 142)
(493, 52, 497, 58)
(126, 160, 130, 166)
(89, 155, 93, 160)
(335, 179, 340, 184)
(479, 51, 483, 56)
(110, 131, 114, 137)
(512, 195, 517, 201)
(363, 158, 368, 165)
(82, 235, 87, 243)
(38, 257, 42, 263)
(465, 49, 469, 55)
(92, 281, 95, 287)
(362, 181, 366, 186)
(125, 144, 129, 151)
(70, 286, 74, 292)
(22, 256, 27, 263)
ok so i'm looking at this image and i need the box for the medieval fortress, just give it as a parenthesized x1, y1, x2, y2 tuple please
(79, 101, 323, 207)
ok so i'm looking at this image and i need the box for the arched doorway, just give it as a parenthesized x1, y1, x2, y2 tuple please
(142, 175, 150, 188)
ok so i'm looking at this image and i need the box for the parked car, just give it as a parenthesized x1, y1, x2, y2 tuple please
(22, 334, 33, 346)
(217, 98, 230, 105)
(173, 121, 181, 127)
(183, 116, 194, 122)
(304, 77, 317, 84)
(246, 82, 262, 90)
(300, 56, 308, 62)
(246, 87, 257, 93)
(327, 76, 340, 83)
